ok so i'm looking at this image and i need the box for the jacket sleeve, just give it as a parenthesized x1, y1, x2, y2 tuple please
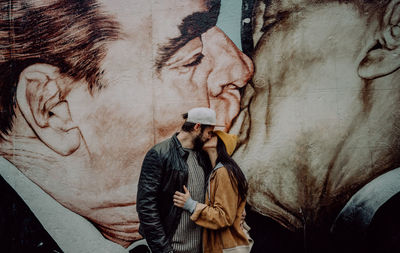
(137, 149, 173, 253)
(190, 167, 239, 230)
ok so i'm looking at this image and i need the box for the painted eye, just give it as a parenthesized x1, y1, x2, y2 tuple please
(183, 53, 204, 68)
(261, 18, 278, 33)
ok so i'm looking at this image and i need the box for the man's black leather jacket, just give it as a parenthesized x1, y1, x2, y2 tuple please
(137, 133, 210, 253)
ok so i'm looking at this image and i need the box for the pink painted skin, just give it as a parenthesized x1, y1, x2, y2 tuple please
(1, 0, 253, 247)
(232, 0, 400, 234)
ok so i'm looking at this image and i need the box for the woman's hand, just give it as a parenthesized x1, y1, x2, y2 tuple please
(173, 185, 191, 208)
(240, 209, 246, 229)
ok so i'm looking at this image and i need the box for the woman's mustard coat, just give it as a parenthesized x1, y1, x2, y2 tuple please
(190, 164, 249, 253)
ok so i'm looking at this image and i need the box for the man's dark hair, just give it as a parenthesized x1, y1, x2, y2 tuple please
(181, 112, 212, 133)
(0, 0, 120, 138)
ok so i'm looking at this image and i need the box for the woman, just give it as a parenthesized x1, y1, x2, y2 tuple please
(173, 130, 251, 253)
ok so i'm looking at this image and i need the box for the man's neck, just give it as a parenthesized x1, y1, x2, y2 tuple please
(0, 135, 59, 174)
(176, 131, 194, 149)
(0, 157, 133, 252)
(0, 136, 141, 247)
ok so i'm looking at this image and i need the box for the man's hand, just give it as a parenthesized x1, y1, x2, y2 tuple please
(173, 185, 191, 208)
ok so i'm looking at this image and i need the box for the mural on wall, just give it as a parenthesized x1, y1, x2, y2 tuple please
(0, 0, 399, 252)
(0, 0, 253, 251)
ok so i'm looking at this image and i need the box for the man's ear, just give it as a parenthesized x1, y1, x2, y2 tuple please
(358, 0, 400, 79)
(193, 123, 201, 133)
(16, 63, 81, 156)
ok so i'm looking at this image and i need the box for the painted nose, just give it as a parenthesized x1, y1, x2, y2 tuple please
(202, 27, 254, 130)
(203, 27, 254, 95)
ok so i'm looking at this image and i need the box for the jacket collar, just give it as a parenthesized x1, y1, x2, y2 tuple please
(172, 132, 189, 158)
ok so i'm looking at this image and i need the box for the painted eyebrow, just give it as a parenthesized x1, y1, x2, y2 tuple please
(154, 4, 219, 73)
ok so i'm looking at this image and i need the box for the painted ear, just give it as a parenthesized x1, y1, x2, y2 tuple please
(16, 64, 80, 156)
(358, 0, 400, 79)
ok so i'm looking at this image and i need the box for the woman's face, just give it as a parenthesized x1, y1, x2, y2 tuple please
(202, 135, 218, 150)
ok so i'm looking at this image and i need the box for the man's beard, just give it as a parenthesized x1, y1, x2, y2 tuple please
(193, 133, 205, 151)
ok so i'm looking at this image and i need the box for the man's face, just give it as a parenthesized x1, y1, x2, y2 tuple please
(233, 0, 400, 230)
(194, 126, 215, 151)
(201, 126, 215, 143)
(63, 0, 252, 241)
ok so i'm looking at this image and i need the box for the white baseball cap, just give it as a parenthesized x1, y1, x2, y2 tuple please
(186, 107, 218, 126)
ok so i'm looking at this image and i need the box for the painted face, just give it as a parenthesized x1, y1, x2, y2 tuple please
(63, 0, 253, 243)
(233, 0, 400, 231)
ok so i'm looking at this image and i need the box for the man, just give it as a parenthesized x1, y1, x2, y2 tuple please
(137, 107, 216, 253)
(231, 0, 400, 252)
(0, 0, 253, 251)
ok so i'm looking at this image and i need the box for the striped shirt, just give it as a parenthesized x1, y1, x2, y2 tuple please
(171, 149, 205, 253)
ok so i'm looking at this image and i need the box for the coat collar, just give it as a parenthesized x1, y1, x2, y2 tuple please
(172, 132, 189, 159)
